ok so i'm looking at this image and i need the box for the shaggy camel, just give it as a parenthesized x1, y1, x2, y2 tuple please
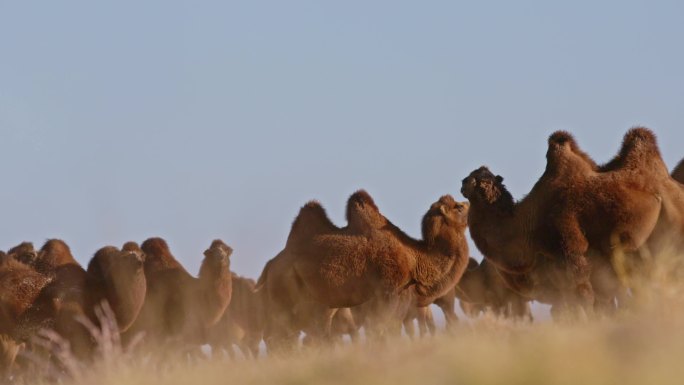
(462, 128, 684, 314)
(673, 159, 684, 184)
(126, 238, 232, 348)
(6, 242, 37, 266)
(13, 242, 147, 359)
(208, 274, 263, 359)
(455, 258, 532, 320)
(85, 246, 146, 332)
(0, 254, 52, 337)
(258, 191, 469, 348)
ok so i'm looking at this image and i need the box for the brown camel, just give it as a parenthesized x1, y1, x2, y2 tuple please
(85, 246, 146, 332)
(462, 128, 682, 314)
(207, 274, 263, 359)
(12, 242, 147, 359)
(6, 242, 37, 266)
(673, 158, 684, 184)
(0, 254, 52, 336)
(126, 238, 232, 348)
(258, 191, 469, 348)
(455, 258, 532, 320)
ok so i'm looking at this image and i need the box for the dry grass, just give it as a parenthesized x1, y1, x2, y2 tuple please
(13, 246, 684, 385)
(12, 307, 684, 385)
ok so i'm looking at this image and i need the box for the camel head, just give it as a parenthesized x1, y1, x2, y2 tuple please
(141, 237, 170, 260)
(87, 246, 146, 331)
(122, 241, 145, 262)
(7, 241, 37, 266)
(461, 166, 513, 210)
(202, 239, 233, 271)
(421, 195, 469, 247)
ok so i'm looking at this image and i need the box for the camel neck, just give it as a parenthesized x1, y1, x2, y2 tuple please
(198, 267, 232, 326)
(412, 231, 469, 304)
(468, 200, 534, 274)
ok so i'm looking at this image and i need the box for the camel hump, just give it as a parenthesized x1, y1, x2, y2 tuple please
(346, 190, 379, 217)
(672, 158, 684, 184)
(600, 127, 667, 174)
(545, 130, 598, 172)
(346, 190, 386, 233)
(287, 201, 337, 246)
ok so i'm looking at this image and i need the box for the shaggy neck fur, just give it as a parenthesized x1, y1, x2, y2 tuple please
(467, 188, 536, 275)
(411, 215, 469, 305)
(198, 260, 232, 327)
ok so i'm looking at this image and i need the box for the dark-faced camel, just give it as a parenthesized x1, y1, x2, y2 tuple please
(462, 128, 683, 315)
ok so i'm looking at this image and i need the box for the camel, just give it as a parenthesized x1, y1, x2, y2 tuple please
(85, 246, 147, 332)
(673, 158, 684, 184)
(6, 242, 37, 266)
(125, 238, 232, 349)
(462, 128, 683, 314)
(11, 242, 147, 359)
(258, 191, 470, 349)
(0, 254, 52, 337)
(455, 258, 532, 320)
(208, 274, 263, 359)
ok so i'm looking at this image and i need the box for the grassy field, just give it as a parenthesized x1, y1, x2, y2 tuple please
(18, 306, 684, 385)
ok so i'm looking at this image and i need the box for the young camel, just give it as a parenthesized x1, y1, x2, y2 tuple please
(125, 238, 232, 350)
(258, 192, 469, 349)
(462, 128, 683, 315)
(455, 258, 532, 320)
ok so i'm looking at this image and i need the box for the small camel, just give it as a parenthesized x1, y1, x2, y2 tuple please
(125, 238, 232, 350)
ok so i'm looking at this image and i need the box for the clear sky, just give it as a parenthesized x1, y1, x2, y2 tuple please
(1, 1, 683, 280)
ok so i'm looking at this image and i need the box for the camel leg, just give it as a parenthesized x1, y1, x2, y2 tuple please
(557, 216, 595, 316)
(424, 307, 436, 336)
(403, 317, 416, 340)
(321, 307, 338, 344)
(435, 298, 459, 328)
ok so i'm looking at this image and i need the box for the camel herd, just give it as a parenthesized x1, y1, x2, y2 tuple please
(0, 127, 683, 376)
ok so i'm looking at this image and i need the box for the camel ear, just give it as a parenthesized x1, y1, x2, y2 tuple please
(439, 205, 449, 216)
(495, 175, 504, 183)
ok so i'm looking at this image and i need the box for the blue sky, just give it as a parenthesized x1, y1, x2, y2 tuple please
(1, 1, 683, 279)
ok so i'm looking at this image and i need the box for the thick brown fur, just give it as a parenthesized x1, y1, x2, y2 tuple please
(0, 258, 52, 337)
(10, 243, 146, 360)
(6, 242, 36, 267)
(208, 274, 264, 358)
(259, 191, 469, 349)
(673, 158, 684, 184)
(140, 237, 185, 275)
(462, 127, 684, 314)
(31, 239, 79, 275)
(126, 238, 232, 349)
(86, 246, 146, 332)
